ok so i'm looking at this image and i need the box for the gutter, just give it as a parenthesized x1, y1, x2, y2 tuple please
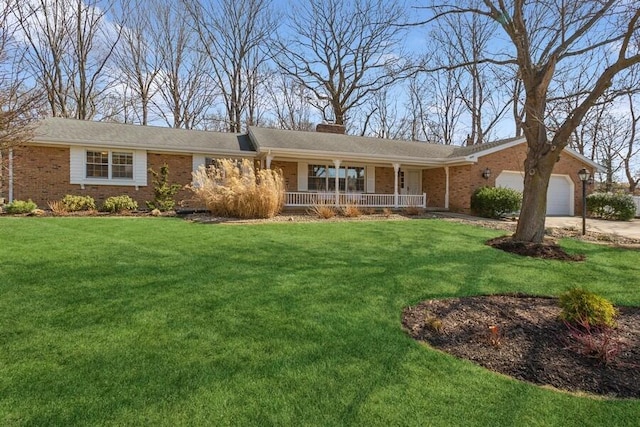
(8, 149, 13, 203)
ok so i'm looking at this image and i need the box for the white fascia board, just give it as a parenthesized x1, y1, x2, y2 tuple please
(463, 138, 526, 161)
(467, 137, 604, 172)
(29, 138, 256, 158)
(260, 147, 469, 167)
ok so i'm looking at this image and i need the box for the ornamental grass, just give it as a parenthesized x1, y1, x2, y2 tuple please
(190, 159, 285, 219)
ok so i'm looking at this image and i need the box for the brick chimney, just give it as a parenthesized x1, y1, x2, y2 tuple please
(316, 123, 346, 134)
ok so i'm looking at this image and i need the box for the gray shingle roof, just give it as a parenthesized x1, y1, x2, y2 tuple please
(248, 126, 458, 160)
(451, 136, 525, 157)
(34, 117, 255, 155)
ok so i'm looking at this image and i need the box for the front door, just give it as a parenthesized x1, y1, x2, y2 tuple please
(401, 170, 422, 195)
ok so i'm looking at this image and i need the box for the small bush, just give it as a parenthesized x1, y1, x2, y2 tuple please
(61, 194, 96, 212)
(586, 192, 636, 221)
(558, 288, 617, 328)
(48, 200, 67, 215)
(5, 199, 37, 214)
(308, 203, 336, 219)
(563, 319, 626, 365)
(342, 203, 361, 218)
(190, 159, 285, 219)
(102, 195, 138, 213)
(471, 186, 522, 219)
(403, 205, 421, 216)
(147, 163, 182, 212)
(382, 207, 392, 218)
(425, 316, 444, 333)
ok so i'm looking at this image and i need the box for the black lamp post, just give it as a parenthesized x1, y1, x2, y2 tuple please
(578, 168, 591, 235)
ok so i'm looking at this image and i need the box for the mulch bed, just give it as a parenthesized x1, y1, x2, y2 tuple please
(403, 295, 640, 399)
(486, 236, 586, 261)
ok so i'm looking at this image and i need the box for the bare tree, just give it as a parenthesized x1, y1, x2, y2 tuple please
(264, 73, 315, 131)
(422, 1, 640, 242)
(13, 0, 121, 120)
(622, 93, 640, 194)
(1, 1, 43, 201)
(272, 0, 412, 129)
(152, 1, 214, 129)
(110, 0, 163, 125)
(183, 0, 276, 133)
(429, 9, 511, 145)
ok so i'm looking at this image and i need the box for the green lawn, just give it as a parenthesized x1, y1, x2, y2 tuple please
(1, 217, 639, 426)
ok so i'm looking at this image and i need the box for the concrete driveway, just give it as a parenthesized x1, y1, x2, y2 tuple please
(545, 216, 640, 240)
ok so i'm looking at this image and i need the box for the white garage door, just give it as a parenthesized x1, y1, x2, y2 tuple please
(495, 171, 573, 216)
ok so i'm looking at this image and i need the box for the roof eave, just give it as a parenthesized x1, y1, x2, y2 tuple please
(29, 138, 256, 157)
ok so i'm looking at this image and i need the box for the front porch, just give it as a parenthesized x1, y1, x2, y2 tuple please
(285, 192, 427, 208)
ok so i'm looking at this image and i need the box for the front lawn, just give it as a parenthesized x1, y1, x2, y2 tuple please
(1, 217, 639, 426)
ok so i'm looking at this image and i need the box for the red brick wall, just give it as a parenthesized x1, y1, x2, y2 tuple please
(271, 161, 297, 191)
(447, 144, 594, 214)
(11, 145, 195, 209)
(375, 167, 396, 194)
(423, 168, 446, 208)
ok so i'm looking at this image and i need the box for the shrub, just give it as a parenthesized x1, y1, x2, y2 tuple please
(403, 205, 421, 216)
(382, 207, 392, 218)
(562, 319, 626, 365)
(308, 203, 336, 219)
(342, 203, 361, 218)
(146, 163, 182, 212)
(102, 195, 138, 213)
(61, 194, 96, 212)
(558, 288, 617, 328)
(189, 159, 285, 219)
(48, 200, 67, 215)
(586, 192, 636, 221)
(4, 199, 37, 214)
(471, 186, 522, 219)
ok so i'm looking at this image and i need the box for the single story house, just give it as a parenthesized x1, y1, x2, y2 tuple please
(1, 117, 601, 215)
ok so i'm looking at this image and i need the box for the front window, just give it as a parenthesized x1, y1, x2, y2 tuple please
(308, 164, 365, 192)
(86, 150, 133, 179)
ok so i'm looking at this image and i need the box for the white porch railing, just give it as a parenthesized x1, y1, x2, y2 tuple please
(285, 192, 427, 208)
(633, 196, 640, 217)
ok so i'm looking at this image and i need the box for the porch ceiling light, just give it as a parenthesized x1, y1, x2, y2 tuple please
(482, 167, 491, 179)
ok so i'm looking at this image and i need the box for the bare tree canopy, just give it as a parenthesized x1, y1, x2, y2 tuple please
(422, 0, 640, 242)
(272, 0, 413, 128)
(182, 0, 276, 133)
(12, 0, 121, 120)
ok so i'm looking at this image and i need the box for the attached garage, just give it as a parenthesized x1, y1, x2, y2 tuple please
(496, 171, 574, 216)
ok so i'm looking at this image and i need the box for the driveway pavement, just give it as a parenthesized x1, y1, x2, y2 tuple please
(544, 216, 640, 240)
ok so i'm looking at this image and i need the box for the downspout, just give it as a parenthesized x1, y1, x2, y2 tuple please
(8, 149, 14, 203)
(444, 166, 449, 210)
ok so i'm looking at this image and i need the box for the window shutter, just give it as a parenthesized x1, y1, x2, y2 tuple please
(297, 162, 308, 191)
(69, 147, 84, 184)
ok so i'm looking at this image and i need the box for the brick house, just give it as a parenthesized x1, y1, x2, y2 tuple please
(1, 117, 601, 215)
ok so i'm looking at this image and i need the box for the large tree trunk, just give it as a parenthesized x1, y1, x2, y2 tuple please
(514, 142, 559, 243)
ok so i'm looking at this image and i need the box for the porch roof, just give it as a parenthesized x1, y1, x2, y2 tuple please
(249, 127, 461, 163)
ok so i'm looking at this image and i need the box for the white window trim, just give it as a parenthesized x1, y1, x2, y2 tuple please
(305, 162, 367, 193)
(70, 147, 147, 187)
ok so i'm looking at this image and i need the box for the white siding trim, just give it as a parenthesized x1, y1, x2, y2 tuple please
(297, 162, 308, 191)
(366, 166, 375, 193)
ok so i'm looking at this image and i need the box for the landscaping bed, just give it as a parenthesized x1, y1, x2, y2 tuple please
(403, 294, 640, 399)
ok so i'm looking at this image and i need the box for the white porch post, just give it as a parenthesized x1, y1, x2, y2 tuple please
(266, 151, 274, 169)
(393, 163, 400, 208)
(444, 166, 450, 210)
(333, 159, 341, 206)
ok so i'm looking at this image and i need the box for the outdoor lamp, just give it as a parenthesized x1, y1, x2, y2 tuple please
(578, 168, 591, 235)
(482, 167, 491, 179)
